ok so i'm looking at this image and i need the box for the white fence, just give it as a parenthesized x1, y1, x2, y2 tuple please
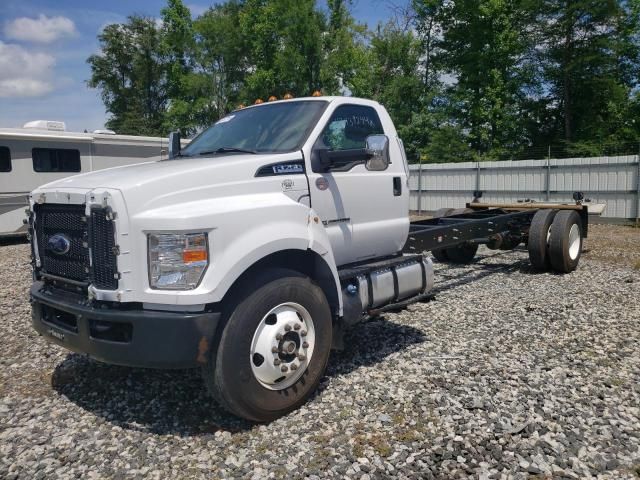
(409, 155, 640, 220)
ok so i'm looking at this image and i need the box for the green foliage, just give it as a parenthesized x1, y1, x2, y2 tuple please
(431, 0, 536, 156)
(321, 0, 370, 95)
(239, 0, 324, 100)
(87, 0, 640, 162)
(87, 17, 167, 136)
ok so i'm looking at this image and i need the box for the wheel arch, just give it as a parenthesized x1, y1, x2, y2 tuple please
(218, 248, 342, 318)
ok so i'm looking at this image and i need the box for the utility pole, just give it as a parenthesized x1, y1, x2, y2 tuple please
(546, 145, 551, 202)
(417, 155, 423, 215)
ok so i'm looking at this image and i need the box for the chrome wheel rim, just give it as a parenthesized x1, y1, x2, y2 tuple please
(249, 302, 316, 390)
(568, 224, 581, 260)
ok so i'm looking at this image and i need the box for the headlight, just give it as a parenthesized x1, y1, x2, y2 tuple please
(148, 232, 209, 290)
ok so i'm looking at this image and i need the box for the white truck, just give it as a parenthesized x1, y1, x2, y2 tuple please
(27, 97, 589, 421)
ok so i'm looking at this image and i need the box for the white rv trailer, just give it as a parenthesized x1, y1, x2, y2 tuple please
(0, 121, 177, 237)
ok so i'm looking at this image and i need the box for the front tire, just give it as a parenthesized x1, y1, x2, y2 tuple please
(205, 269, 332, 422)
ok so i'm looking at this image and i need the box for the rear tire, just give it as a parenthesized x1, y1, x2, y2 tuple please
(445, 243, 479, 264)
(204, 268, 332, 422)
(431, 249, 449, 262)
(548, 210, 583, 273)
(431, 208, 455, 262)
(528, 209, 557, 271)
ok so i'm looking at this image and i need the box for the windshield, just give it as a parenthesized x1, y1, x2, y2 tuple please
(181, 100, 328, 156)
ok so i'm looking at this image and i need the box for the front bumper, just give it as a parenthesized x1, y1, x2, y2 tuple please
(30, 282, 221, 369)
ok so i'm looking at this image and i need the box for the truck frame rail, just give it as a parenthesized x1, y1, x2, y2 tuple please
(404, 203, 589, 255)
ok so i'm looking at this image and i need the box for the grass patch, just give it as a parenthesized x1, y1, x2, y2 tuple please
(310, 433, 332, 445)
(352, 433, 393, 458)
(396, 429, 421, 443)
(633, 260, 640, 270)
(370, 435, 393, 457)
(608, 377, 625, 387)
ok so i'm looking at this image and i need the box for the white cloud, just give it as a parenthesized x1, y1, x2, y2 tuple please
(0, 41, 55, 97)
(5, 14, 77, 43)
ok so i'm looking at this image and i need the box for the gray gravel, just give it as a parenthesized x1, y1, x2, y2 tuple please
(1, 240, 640, 479)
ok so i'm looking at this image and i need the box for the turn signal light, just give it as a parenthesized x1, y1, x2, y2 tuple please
(183, 250, 208, 263)
(283, 93, 293, 99)
(268, 95, 277, 101)
(254, 98, 264, 104)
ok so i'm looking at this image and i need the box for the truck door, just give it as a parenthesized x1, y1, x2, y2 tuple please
(307, 104, 409, 266)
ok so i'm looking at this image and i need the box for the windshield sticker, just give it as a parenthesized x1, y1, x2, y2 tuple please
(216, 115, 235, 124)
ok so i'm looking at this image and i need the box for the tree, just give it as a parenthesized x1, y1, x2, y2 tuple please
(534, 0, 640, 152)
(412, 0, 444, 90)
(320, 0, 370, 95)
(86, 0, 640, 161)
(88, 17, 167, 136)
(433, 0, 536, 159)
(160, 0, 198, 135)
(193, 1, 247, 122)
(240, 0, 325, 100)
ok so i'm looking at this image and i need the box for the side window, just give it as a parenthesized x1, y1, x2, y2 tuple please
(0, 147, 10, 172)
(321, 105, 383, 151)
(32, 148, 81, 173)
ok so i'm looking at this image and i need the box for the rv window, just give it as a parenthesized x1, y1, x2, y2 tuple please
(0, 147, 10, 172)
(32, 148, 81, 173)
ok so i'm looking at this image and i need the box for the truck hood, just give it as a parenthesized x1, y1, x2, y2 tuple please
(34, 152, 308, 213)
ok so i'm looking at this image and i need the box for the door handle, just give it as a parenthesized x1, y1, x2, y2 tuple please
(393, 177, 402, 196)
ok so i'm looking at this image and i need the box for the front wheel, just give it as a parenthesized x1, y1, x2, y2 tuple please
(204, 269, 332, 422)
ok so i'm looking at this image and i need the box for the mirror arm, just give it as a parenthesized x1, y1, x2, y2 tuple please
(317, 148, 375, 172)
(168, 131, 181, 160)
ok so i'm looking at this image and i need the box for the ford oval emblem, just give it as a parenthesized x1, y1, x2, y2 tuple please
(48, 234, 72, 255)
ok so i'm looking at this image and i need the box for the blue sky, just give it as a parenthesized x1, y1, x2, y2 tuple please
(0, 0, 396, 132)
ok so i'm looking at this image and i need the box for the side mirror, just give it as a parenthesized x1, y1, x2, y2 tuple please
(365, 134, 390, 171)
(168, 131, 181, 159)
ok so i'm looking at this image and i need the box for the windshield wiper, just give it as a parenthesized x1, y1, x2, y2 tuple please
(199, 146, 258, 156)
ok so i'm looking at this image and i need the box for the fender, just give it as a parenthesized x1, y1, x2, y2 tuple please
(120, 192, 341, 312)
(205, 208, 342, 314)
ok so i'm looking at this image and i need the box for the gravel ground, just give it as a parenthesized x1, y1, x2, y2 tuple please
(583, 223, 640, 270)
(1, 231, 639, 479)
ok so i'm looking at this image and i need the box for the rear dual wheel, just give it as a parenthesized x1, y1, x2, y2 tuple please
(528, 209, 583, 273)
(528, 209, 557, 270)
(548, 210, 583, 273)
